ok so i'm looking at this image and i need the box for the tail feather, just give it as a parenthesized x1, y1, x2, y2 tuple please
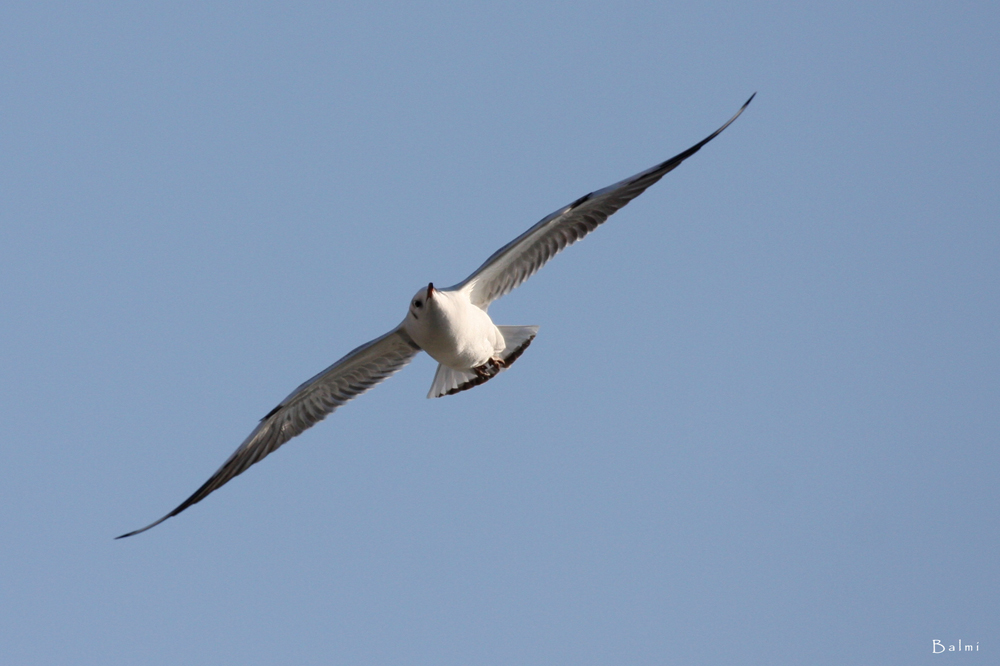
(427, 325, 538, 398)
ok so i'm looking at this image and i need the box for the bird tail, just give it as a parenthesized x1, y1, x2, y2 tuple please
(427, 325, 539, 398)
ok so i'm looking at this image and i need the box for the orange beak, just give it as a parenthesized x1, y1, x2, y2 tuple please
(427, 282, 435, 299)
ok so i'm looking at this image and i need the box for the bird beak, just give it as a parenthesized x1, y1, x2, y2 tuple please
(427, 282, 434, 299)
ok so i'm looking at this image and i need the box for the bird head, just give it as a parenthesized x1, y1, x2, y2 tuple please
(408, 283, 435, 321)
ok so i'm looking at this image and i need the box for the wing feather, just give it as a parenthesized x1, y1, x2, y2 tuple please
(453, 94, 754, 307)
(116, 325, 420, 538)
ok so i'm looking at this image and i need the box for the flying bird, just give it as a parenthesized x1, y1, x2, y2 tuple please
(117, 94, 754, 538)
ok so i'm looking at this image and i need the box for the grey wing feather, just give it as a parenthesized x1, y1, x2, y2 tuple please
(117, 325, 420, 538)
(453, 94, 755, 307)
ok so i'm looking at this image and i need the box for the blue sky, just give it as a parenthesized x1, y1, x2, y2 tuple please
(2, 2, 997, 664)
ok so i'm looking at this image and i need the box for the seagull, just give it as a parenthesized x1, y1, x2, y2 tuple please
(117, 94, 754, 538)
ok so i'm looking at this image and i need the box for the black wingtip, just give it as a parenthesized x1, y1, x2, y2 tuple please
(744, 92, 756, 107)
(114, 514, 172, 539)
(114, 526, 151, 540)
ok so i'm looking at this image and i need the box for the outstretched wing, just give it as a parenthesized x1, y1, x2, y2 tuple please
(117, 325, 420, 538)
(452, 94, 754, 308)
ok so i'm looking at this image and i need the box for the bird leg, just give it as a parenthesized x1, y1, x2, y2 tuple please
(474, 356, 506, 378)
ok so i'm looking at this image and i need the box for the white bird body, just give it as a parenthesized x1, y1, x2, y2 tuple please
(403, 284, 505, 371)
(117, 95, 754, 538)
(403, 282, 540, 398)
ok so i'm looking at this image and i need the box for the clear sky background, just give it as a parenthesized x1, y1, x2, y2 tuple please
(2, 2, 997, 664)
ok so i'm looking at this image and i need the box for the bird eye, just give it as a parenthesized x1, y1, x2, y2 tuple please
(414, 300, 423, 308)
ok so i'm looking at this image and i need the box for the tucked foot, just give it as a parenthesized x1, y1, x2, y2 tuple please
(473, 357, 505, 378)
